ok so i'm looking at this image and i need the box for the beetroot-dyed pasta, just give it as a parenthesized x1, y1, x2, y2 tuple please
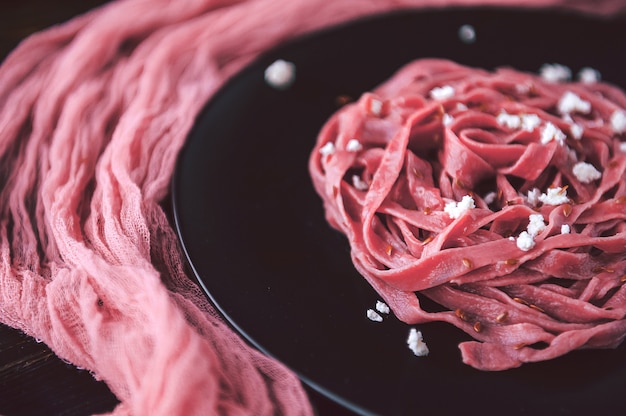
(308, 59, 626, 370)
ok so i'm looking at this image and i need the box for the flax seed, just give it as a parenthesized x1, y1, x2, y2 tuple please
(455, 309, 469, 321)
(496, 312, 508, 323)
(562, 204, 573, 217)
(473, 321, 482, 333)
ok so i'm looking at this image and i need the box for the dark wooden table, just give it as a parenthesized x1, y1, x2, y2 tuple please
(0, 2, 353, 414)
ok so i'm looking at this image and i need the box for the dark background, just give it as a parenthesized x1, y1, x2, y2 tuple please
(0, 1, 351, 415)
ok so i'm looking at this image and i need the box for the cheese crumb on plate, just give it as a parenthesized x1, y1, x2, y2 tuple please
(444, 195, 475, 219)
(375, 300, 390, 314)
(407, 328, 429, 356)
(264, 59, 296, 90)
(430, 85, 455, 100)
(516, 231, 536, 251)
(572, 161, 602, 184)
(611, 110, 626, 134)
(558, 91, 591, 115)
(367, 309, 383, 322)
(346, 139, 363, 152)
(538, 186, 569, 205)
(540, 63, 571, 83)
(540, 122, 566, 144)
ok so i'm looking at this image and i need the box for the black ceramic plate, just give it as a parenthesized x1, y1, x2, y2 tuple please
(172, 7, 626, 416)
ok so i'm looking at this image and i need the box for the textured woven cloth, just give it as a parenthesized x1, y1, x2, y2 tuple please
(0, 0, 623, 414)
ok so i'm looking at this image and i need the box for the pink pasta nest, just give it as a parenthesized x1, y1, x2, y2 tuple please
(309, 58, 626, 370)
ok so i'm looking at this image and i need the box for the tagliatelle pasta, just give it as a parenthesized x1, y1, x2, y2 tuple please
(308, 58, 626, 371)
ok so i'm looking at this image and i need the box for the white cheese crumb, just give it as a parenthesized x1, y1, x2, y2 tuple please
(442, 113, 454, 127)
(264, 59, 296, 90)
(496, 111, 521, 129)
(407, 328, 429, 356)
(509, 236, 516, 242)
(572, 161, 602, 184)
(430, 85, 455, 100)
(558, 91, 591, 115)
(456, 102, 468, 111)
(375, 301, 390, 315)
(444, 194, 475, 219)
(569, 123, 584, 140)
(370, 98, 383, 116)
(620, 142, 626, 152)
(521, 114, 542, 132)
(319, 142, 335, 156)
(527, 213, 546, 237)
(540, 63, 571, 83)
(516, 231, 536, 251)
(527, 188, 541, 206)
(610, 110, 626, 134)
(539, 187, 569, 205)
(458, 24, 476, 44)
(578, 67, 601, 84)
(561, 224, 571, 234)
(367, 309, 383, 322)
(346, 138, 363, 152)
(540, 122, 566, 145)
(351, 175, 368, 191)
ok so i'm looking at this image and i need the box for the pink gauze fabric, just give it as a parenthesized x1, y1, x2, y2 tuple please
(0, 0, 624, 414)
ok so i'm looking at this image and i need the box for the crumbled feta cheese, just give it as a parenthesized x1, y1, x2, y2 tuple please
(346, 139, 363, 152)
(515, 212, 547, 252)
(430, 85, 455, 100)
(264, 59, 296, 90)
(407, 328, 429, 356)
(375, 301, 390, 315)
(620, 142, 626, 152)
(540, 63, 571, 83)
(442, 113, 454, 127)
(521, 114, 542, 131)
(527, 188, 541, 206)
(578, 67, 601, 84)
(527, 214, 546, 237)
(572, 161, 602, 184)
(496, 111, 521, 129)
(516, 231, 536, 251)
(540, 122, 566, 145)
(370, 98, 383, 116)
(562, 113, 574, 123)
(569, 123, 584, 140)
(352, 175, 368, 191)
(539, 187, 569, 205)
(367, 309, 383, 322)
(458, 24, 476, 44)
(561, 224, 571, 234)
(610, 110, 626, 134)
(558, 91, 591, 115)
(444, 194, 475, 219)
(319, 142, 335, 156)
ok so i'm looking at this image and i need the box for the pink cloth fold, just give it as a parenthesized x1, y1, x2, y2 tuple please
(0, 0, 623, 414)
